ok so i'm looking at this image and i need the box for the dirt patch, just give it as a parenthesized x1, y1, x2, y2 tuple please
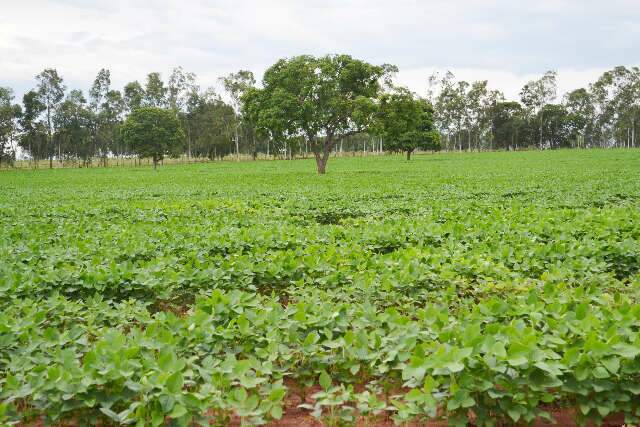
(13, 389, 627, 427)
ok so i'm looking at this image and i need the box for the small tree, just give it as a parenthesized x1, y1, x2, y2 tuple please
(121, 107, 184, 169)
(242, 54, 392, 174)
(375, 88, 440, 160)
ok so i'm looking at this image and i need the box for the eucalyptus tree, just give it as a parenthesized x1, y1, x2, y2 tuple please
(0, 87, 21, 166)
(430, 72, 465, 151)
(243, 54, 390, 174)
(491, 102, 525, 150)
(168, 67, 199, 159)
(18, 91, 46, 166)
(168, 67, 197, 111)
(89, 69, 109, 162)
(124, 81, 145, 113)
(89, 69, 124, 165)
(617, 68, 640, 148)
(54, 90, 93, 165)
(187, 89, 236, 160)
(590, 66, 640, 148)
(539, 104, 577, 148)
(102, 89, 125, 162)
(460, 81, 503, 151)
(520, 71, 557, 148)
(36, 68, 66, 167)
(374, 87, 440, 160)
(89, 69, 111, 111)
(221, 70, 256, 160)
(590, 68, 620, 147)
(564, 88, 595, 148)
(144, 72, 167, 107)
(470, 82, 503, 150)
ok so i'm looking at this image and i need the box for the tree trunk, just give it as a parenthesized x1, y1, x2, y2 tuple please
(47, 107, 53, 169)
(314, 137, 335, 174)
(235, 125, 240, 161)
(539, 117, 544, 149)
(314, 151, 326, 174)
(252, 134, 257, 160)
(406, 150, 411, 161)
(187, 124, 192, 161)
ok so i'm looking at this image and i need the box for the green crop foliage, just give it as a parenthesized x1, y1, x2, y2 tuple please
(1, 149, 640, 425)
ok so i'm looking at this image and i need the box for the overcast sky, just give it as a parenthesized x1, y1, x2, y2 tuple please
(2, 0, 640, 102)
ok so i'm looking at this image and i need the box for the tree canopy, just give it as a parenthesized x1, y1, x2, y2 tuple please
(375, 88, 440, 160)
(121, 107, 184, 169)
(0, 87, 20, 165)
(242, 54, 392, 174)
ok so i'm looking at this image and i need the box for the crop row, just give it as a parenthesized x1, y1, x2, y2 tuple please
(2, 203, 638, 307)
(2, 280, 640, 425)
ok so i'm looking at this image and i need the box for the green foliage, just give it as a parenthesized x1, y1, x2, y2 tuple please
(185, 90, 237, 160)
(1, 150, 640, 424)
(121, 107, 185, 168)
(242, 54, 390, 173)
(0, 87, 20, 165)
(491, 101, 526, 149)
(144, 72, 168, 108)
(375, 88, 440, 159)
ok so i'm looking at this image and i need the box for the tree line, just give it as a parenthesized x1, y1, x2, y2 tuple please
(429, 68, 639, 152)
(0, 56, 638, 173)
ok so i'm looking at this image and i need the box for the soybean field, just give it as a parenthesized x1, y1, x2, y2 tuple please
(1, 149, 640, 426)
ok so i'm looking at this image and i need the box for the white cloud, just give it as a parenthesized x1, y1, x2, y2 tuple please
(1, 0, 639, 101)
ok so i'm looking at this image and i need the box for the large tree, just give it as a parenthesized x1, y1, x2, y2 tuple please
(121, 107, 184, 169)
(375, 88, 440, 160)
(242, 54, 391, 174)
